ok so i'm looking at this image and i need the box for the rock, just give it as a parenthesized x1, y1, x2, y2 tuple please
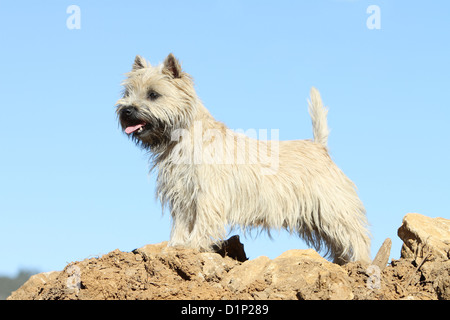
(432, 261, 450, 300)
(135, 241, 238, 283)
(198, 252, 236, 282)
(222, 256, 271, 295)
(398, 213, 450, 261)
(371, 238, 392, 271)
(133, 241, 169, 257)
(223, 249, 353, 300)
(268, 250, 353, 300)
(212, 235, 248, 262)
(6, 244, 352, 300)
(7, 271, 60, 300)
(6, 213, 450, 300)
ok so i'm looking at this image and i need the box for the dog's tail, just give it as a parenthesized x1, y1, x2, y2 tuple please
(308, 87, 329, 148)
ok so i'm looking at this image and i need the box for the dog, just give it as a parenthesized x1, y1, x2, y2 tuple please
(116, 53, 371, 264)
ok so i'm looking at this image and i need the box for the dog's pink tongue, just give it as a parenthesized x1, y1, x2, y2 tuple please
(125, 123, 145, 134)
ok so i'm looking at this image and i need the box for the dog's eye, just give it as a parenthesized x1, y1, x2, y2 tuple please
(147, 90, 160, 101)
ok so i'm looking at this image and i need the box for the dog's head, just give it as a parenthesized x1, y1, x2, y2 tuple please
(116, 53, 197, 151)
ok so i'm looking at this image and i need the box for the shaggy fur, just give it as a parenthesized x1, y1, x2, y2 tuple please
(116, 53, 371, 264)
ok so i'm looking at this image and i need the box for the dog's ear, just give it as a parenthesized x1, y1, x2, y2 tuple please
(163, 53, 182, 78)
(132, 55, 147, 71)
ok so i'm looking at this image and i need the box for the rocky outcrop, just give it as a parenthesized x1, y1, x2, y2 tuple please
(398, 213, 450, 261)
(371, 238, 392, 271)
(397, 213, 450, 300)
(222, 249, 354, 300)
(7, 213, 450, 300)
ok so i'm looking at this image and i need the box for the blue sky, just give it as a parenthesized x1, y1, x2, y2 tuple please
(1, 0, 449, 276)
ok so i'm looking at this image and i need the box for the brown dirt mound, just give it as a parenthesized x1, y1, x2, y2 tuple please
(8, 237, 449, 300)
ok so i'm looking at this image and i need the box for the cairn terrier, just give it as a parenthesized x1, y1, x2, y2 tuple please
(116, 53, 371, 264)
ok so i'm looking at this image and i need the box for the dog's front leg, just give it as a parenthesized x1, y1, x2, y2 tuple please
(185, 193, 228, 252)
(168, 211, 192, 247)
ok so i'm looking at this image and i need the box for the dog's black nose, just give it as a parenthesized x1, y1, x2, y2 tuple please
(121, 106, 135, 117)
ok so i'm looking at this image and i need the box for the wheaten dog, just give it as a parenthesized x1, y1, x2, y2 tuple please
(116, 53, 371, 264)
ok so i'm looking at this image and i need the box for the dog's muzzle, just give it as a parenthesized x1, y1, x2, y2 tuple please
(119, 106, 147, 135)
